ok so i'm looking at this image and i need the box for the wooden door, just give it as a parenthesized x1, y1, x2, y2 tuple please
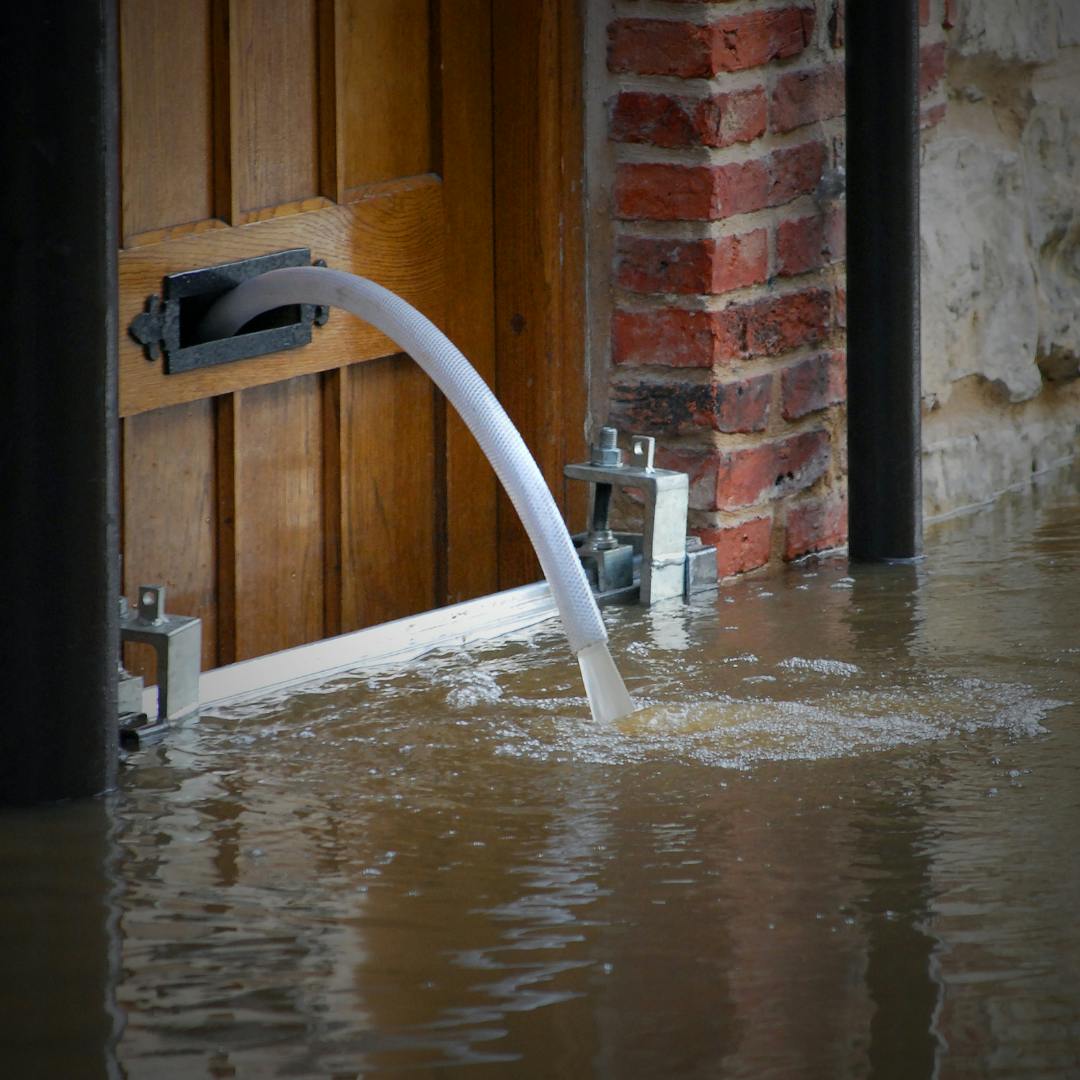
(118, 1, 586, 679)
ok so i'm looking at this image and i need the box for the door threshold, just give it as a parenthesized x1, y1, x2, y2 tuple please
(140, 581, 559, 717)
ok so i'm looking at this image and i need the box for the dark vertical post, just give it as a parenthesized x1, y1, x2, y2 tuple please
(845, 0, 923, 560)
(0, 3, 120, 802)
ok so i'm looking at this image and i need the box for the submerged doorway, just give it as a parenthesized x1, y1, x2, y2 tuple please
(118, 1, 587, 680)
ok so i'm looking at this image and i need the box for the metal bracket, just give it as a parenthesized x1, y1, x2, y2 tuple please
(127, 248, 328, 373)
(567, 429, 691, 605)
(119, 585, 201, 728)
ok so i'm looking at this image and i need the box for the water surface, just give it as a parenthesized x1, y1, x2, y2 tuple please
(4, 465, 1079, 1078)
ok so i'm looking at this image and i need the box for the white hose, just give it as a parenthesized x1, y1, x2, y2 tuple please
(200, 266, 608, 657)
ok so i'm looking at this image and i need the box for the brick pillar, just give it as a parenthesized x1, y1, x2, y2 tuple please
(596, 1, 953, 577)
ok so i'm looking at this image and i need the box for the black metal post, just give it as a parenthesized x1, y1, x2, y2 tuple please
(845, 0, 923, 560)
(0, 4, 120, 802)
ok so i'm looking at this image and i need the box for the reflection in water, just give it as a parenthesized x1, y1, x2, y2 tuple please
(1, 463, 1079, 1077)
(0, 799, 123, 1079)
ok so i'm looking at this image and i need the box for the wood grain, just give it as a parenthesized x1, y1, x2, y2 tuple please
(120, 0, 214, 241)
(438, 0, 499, 606)
(316, 0, 345, 203)
(492, 0, 587, 589)
(231, 376, 325, 660)
(341, 354, 437, 630)
(119, 178, 446, 416)
(233, 0, 320, 212)
(121, 401, 218, 680)
(340, 0, 434, 188)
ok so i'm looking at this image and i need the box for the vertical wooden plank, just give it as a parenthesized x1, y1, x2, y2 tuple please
(317, 0, 345, 203)
(439, 0, 499, 605)
(492, 0, 587, 588)
(320, 368, 348, 637)
(214, 393, 238, 665)
(341, 355, 437, 630)
(211, 0, 241, 225)
(339, 0, 433, 190)
(231, 377, 325, 660)
(232, 0, 320, 212)
(121, 402, 218, 680)
(557, 0, 589, 532)
(120, 0, 214, 241)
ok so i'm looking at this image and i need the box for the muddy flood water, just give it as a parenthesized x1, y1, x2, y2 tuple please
(5, 464, 1080, 1078)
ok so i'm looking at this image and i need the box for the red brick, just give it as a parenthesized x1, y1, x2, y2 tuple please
(919, 0, 930, 27)
(768, 141, 827, 206)
(610, 373, 772, 434)
(780, 351, 846, 420)
(777, 207, 844, 276)
(611, 88, 767, 149)
(692, 88, 769, 148)
(710, 7, 816, 73)
(744, 288, 832, 356)
(696, 517, 773, 577)
(612, 309, 731, 368)
(920, 41, 947, 96)
(608, 20, 714, 78)
(614, 142, 825, 222)
(608, 9, 814, 78)
(784, 494, 848, 559)
(615, 231, 768, 295)
(657, 430, 831, 510)
(614, 163, 716, 221)
(777, 215, 824, 277)
(610, 92, 697, 148)
(714, 430, 831, 508)
(771, 63, 845, 134)
(943, 0, 958, 30)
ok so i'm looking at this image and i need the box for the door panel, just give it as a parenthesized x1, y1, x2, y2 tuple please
(118, 0, 584, 682)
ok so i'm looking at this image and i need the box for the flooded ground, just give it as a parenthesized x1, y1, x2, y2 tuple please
(4, 463, 1080, 1078)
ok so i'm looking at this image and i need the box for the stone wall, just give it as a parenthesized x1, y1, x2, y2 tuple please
(920, 0, 1080, 518)
(585, 0, 1080, 571)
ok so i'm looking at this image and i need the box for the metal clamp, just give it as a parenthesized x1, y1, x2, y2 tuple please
(119, 585, 201, 727)
(566, 428, 690, 604)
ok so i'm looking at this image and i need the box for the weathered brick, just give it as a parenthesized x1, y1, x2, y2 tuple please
(784, 494, 848, 559)
(943, 0, 958, 30)
(612, 309, 731, 368)
(696, 517, 773, 577)
(744, 288, 832, 356)
(608, 9, 814, 78)
(610, 88, 767, 149)
(610, 373, 772, 434)
(615, 142, 825, 222)
(610, 92, 697, 148)
(692, 88, 769, 148)
(780, 351, 846, 420)
(614, 163, 718, 221)
(657, 429, 831, 510)
(777, 215, 824, 277)
(615, 231, 768, 295)
(920, 41, 947, 96)
(776, 207, 844, 276)
(771, 63, 845, 134)
(608, 19, 714, 78)
(768, 141, 827, 206)
(919, 0, 930, 27)
(713, 430, 831, 508)
(711, 7, 816, 73)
